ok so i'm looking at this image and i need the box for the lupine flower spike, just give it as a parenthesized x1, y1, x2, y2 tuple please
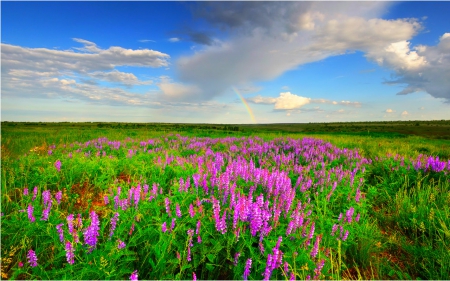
(27, 249, 38, 267)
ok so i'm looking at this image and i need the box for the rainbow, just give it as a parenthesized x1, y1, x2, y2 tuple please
(232, 87, 256, 123)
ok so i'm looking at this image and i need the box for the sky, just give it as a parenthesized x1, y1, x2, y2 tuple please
(1, 1, 450, 124)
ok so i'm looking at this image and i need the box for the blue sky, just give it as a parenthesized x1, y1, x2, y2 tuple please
(2, 1, 449, 123)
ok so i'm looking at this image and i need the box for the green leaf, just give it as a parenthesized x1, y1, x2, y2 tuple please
(181, 264, 192, 271)
(206, 254, 215, 263)
(206, 263, 215, 271)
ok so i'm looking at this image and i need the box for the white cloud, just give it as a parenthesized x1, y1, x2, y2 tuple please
(385, 108, 395, 113)
(173, 2, 426, 101)
(368, 33, 450, 101)
(248, 92, 311, 110)
(2, 39, 170, 76)
(248, 92, 361, 111)
(401, 110, 409, 116)
(1, 39, 171, 106)
(169, 37, 180, 42)
(281, 86, 290, 90)
(88, 70, 153, 87)
(339, 100, 362, 107)
(139, 39, 155, 43)
(274, 92, 311, 110)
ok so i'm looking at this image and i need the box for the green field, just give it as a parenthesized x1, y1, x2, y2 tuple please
(1, 121, 449, 280)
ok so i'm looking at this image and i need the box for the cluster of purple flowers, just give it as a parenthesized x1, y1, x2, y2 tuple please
(109, 212, 119, 237)
(27, 204, 35, 223)
(56, 223, 64, 242)
(118, 239, 126, 249)
(55, 160, 61, 172)
(65, 241, 75, 264)
(27, 249, 38, 267)
(263, 237, 284, 280)
(243, 258, 252, 280)
(16, 135, 379, 279)
(83, 211, 100, 252)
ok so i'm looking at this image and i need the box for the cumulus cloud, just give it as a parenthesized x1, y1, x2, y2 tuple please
(368, 33, 450, 101)
(1, 38, 171, 106)
(2, 38, 170, 75)
(248, 92, 310, 110)
(273, 92, 311, 110)
(247, 92, 361, 111)
(173, 2, 429, 101)
(385, 108, 395, 113)
(401, 110, 409, 116)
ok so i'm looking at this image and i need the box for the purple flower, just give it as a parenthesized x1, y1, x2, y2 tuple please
(176, 203, 182, 218)
(187, 246, 191, 262)
(67, 214, 74, 234)
(130, 270, 138, 281)
(32, 186, 38, 201)
(331, 224, 338, 236)
(189, 204, 195, 218)
(284, 261, 289, 273)
(314, 259, 325, 279)
(27, 204, 35, 223)
(165, 198, 171, 216)
(355, 188, 361, 203)
(195, 220, 201, 235)
(289, 272, 295, 281)
(193, 272, 197, 281)
(27, 249, 38, 267)
(346, 207, 355, 223)
(134, 185, 141, 208)
(42, 190, 52, 207)
(109, 212, 119, 237)
(83, 211, 100, 252)
(41, 202, 52, 221)
(234, 252, 241, 266)
(65, 241, 75, 264)
(114, 195, 120, 210)
(243, 258, 252, 280)
(23, 187, 29, 196)
(308, 222, 315, 239)
(55, 191, 62, 205)
(342, 230, 349, 241)
(263, 254, 273, 280)
(259, 242, 265, 255)
(104, 195, 109, 205)
(55, 160, 61, 172)
(118, 239, 126, 249)
(311, 235, 321, 258)
(48, 149, 53, 155)
(356, 213, 360, 222)
(197, 235, 202, 244)
(162, 222, 167, 233)
(56, 223, 64, 242)
(170, 218, 176, 231)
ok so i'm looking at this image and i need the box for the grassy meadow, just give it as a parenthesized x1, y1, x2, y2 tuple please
(1, 121, 449, 280)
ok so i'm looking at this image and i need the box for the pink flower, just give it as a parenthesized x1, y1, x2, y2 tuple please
(55, 160, 61, 172)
